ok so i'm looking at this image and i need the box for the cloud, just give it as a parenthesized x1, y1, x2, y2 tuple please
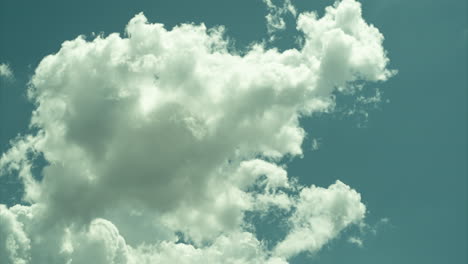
(274, 181, 366, 258)
(262, 0, 297, 34)
(0, 205, 31, 264)
(0, 63, 13, 80)
(0, 0, 393, 263)
(348, 236, 364, 247)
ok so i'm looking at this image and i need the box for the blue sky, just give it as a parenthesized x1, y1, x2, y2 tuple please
(0, 0, 466, 263)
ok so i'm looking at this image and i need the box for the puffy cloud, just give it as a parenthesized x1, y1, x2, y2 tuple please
(0, 182, 364, 264)
(274, 181, 366, 258)
(0, 63, 13, 80)
(128, 232, 276, 264)
(65, 219, 130, 264)
(0, 205, 30, 264)
(0, 0, 393, 263)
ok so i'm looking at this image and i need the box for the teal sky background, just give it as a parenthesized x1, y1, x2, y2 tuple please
(0, 0, 466, 263)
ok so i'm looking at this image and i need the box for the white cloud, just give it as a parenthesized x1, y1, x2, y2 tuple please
(0, 205, 31, 264)
(0, 63, 13, 80)
(0, 0, 393, 263)
(348, 236, 364, 247)
(274, 181, 366, 258)
(311, 138, 321, 151)
(263, 0, 297, 34)
(0, 181, 365, 264)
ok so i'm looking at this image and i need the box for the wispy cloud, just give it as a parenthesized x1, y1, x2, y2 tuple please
(262, 0, 297, 34)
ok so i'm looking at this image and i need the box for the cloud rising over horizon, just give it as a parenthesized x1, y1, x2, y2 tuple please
(0, 0, 393, 263)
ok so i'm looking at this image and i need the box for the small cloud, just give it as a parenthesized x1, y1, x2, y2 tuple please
(369, 217, 391, 235)
(356, 88, 383, 105)
(0, 63, 13, 80)
(263, 0, 297, 35)
(380, 217, 390, 224)
(311, 138, 321, 151)
(348, 236, 363, 247)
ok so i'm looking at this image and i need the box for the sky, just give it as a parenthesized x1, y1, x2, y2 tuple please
(0, 0, 466, 263)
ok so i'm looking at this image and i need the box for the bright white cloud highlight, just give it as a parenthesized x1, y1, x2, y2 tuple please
(0, 0, 393, 263)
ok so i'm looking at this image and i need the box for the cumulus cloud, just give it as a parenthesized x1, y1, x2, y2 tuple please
(0, 205, 31, 264)
(274, 181, 366, 258)
(0, 0, 393, 263)
(0, 63, 13, 80)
